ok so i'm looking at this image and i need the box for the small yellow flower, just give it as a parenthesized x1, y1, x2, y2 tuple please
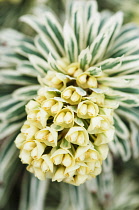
(14, 133, 26, 149)
(42, 98, 63, 116)
(94, 127, 115, 146)
(35, 127, 58, 146)
(77, 100, 99, 119)
(19, 140, 46, 164)
(61, 86, 84, 105)
(77, 72, 97, 89)
(65, 126, 89, 146)
(54, 107, 74, 128)
(50, 148, 74, 167)
(66, 63, 83, 77)
(21, 121, 39, 140)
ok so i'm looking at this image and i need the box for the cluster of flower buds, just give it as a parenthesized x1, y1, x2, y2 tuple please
(15, 66, 118, 186)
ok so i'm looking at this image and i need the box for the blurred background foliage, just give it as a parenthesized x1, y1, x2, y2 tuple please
(1, 0, 139, 209)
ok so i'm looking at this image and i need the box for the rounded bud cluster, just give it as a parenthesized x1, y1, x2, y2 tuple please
(15, 66, 118, 186)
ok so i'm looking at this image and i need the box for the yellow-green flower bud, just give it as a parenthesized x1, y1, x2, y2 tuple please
(67, 63, 83, 77)
(62, 86, 83, 105)
(27, 108, 49, 129)
(65, 126, 89, 146)
(19, 140, 46, 164)
(26, 100, 40, 114)
(95, 144, 109, 160)
(94, 127, 115, 146)
(77, 100, 99, 119)
(35, 127, 58, 147)
(52, 166, 65, 182)
(42, 71, 70, 91)
(14, 133, 26, 149)
(21, 121, 39, 140)
(51, 148, 74, 167)
(42, 99, 63, 116)
(77, 72, 97, 89)
(89, 92, 105, 106)
(54, 107, 74, 128)
(88, 116, 111, 134)
(87, 160, 102, 176)
(36, 86, 58, 103)
(27, 154, 53, 180)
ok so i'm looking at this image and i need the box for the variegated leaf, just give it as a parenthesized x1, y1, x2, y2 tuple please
(0, 70, 38, 85)
(43, 12, 65, 56)
(63, 21, 78, 63)
(12, 85, 40, 101)
(78, 47, 92, 70)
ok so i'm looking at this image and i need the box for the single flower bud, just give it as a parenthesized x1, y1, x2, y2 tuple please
(35, 127, 58, 146)
(95, 144, 109, 160)
(88, 116, 111, 134)
(94, 127, 115, 146)
(65, 126, 89, 146)
(66, 63, 83, 77)
(87, 160, 102, 176)
(26, 100, 40, 114)
(62, 86, 83, 105)
(51, 148, 74, 167)
(27, 108, 49, 129)
(52, 166, 65, 182)
(77, 100, 99, 119)
(77, 72, 97, 89)
(42, 71, 70, 90)
(36, 86, 58, 103)
(19, 140, 46, 164)
(42, 99, 63, 116)
(21, 121, 39, 140)
(89, 92, 105, 106)
(54, 107, 74, 128)
(14, 133, 26, 149)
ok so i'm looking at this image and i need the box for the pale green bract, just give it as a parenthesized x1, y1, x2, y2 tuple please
(1, 0, 139, 208)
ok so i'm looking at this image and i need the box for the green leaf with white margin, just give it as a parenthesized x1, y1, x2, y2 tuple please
(87, 66, 102, 76)
(0, 119, 24, 140)
(12, 85, 40, 101)
(129, 121, 139, 159)
(85, 0, 98, 21)
(68, 185, 94, 210)
(90, 12, 123, 65)
(100, 12, 123, 52)
(78, 47, 92, 70)
(20, 15, 48, 39)
(0, 70, 38, 85)
(114, 113, 129, 140)
(2, 52, 26, 64)
(98, 75, 139, 88)
(63, 21, 78, 63)
(86, 12, 101, 46)
(15, 42, 42, 58)
(20, 15, 62, 57)
(0, 96, 18, 113)
(70, 1, 85, 52)
(0, 101, 26, 122)
(97, 55, 139, 76)
(34, 35, 60, 60)
(113, 136, 131, 161)
(116, 106, 139, 126)
(19, 173, 49, 210)
(43, 11, 65, 56)
(109, 38, 139, 58)
(112, 24, 139, 51)
(47, 53, 66, 73)
(29, 55, 49, 75)
(17, 61, 38, 77)
(0, 132, 22, 208)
